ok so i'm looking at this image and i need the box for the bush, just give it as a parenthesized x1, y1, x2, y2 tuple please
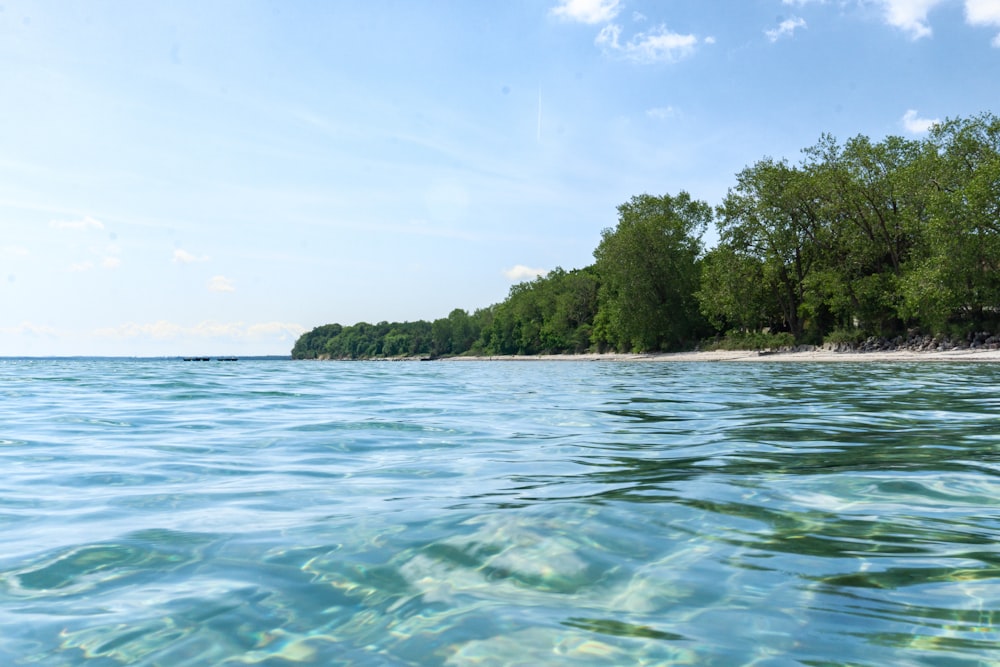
(823, 328, 865, 346)
(702, 330, 795, 351)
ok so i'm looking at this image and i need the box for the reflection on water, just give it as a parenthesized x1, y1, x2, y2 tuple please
(0, 359, 998, 665)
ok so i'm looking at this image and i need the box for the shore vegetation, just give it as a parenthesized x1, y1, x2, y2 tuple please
(293, 113, 1000, 360)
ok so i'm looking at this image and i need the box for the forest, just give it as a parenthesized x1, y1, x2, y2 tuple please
(292, 113, 1000, 360)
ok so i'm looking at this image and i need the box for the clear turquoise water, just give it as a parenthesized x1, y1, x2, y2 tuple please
(1, 359, 998, 666)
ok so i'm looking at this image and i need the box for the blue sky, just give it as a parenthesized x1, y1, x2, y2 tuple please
(2, 0, 999, 356)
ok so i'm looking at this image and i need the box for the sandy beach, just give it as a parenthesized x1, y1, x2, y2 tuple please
(442, 348, 1000, 363)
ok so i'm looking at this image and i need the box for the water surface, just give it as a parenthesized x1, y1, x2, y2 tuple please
(1, 359, 998, 665)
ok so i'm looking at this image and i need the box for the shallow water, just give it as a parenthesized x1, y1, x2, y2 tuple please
(0, 359, 998, 665)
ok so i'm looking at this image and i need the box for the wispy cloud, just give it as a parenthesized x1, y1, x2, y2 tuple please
(68, 242, 121, 271)
(901, 109, 940, 134)
(646, 105, 679, 120)
(49, 215, 105, 231)
(101, 243, 122, 270)
(95, 320, 183, 339)
(93, 320, 306, 341)
(502, 265, 548, 281)
(766, 17, 807, 42)
(173, 248, 210, 264)
(550, 0, 622, 24)
(207, 275, 236, 293)
(1, 245, 29, 258)
(0, 321, 60, 336)
(596, 23, 700, 64)
(245, 322, 308, 339)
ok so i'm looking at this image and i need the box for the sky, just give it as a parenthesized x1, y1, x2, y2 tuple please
(2, 0, 999, 356)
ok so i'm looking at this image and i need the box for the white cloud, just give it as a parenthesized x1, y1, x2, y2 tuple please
(49, 215, 105, 231)
(1, 245, 29, 257)
(785, 0, 999, 45)
(99, 243, 122, 270)
(877, 0, 946, 39)
(0, 321, 59, 336)
(766, 16, 807, 42)
(93, 320, 306, 341)
(646, 105, 679, 120)
(966, 0, 1000, 45)
(550, 0, 622, 24)
(596, 23, 700, 64)
(966, 0, 1000, 23)
(245, 322, 309, 340)
(95, 320, 183, 339)
(65, 243, 120, 271)
(596, 24, 623, 49)
(173, 248, 210, 264)
(704, 35, 717, 44)
(901, 109, 940, 134)
(503, 265, 548, 281)
(207, 275, 236, 293)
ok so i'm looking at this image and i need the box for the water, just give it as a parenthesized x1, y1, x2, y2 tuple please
(1, 359, 998, 666)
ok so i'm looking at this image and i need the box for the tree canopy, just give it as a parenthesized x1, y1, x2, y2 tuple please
(592, 192, 710, 352)
(292, 113, 1000, 359)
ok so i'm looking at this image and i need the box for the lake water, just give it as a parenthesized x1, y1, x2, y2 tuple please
(1, 359, 998, 666)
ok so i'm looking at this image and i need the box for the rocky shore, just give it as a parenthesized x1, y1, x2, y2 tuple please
(820, 331, 1000, 354)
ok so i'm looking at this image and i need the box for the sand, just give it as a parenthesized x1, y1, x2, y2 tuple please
(441, 348, 1000, 363)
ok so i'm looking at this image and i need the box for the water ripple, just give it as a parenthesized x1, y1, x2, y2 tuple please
(0, 359, 998, 665)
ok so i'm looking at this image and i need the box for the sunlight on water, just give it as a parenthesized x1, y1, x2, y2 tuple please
(0, 359, 998, 665)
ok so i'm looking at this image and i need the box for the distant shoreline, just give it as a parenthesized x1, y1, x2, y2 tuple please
(438, 348, 1000, 363)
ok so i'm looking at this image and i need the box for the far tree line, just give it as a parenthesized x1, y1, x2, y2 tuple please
(292, 112, 1000, 359)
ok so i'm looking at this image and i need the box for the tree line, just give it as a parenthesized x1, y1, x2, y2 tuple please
(292, 113, 1000, 359)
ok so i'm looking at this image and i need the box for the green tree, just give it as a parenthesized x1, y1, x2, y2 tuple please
(447, 308, 478, 353)
(541, 267, 599, 353)
(697, 244, 778, 333)
(593, 192, 710, 351)
(901, 113, 1000, 329)
(717, 160, 822, 338)
(801, 133, 927, 334)
(291, 323, 342, 359)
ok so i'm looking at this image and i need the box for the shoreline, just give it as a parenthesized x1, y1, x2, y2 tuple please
(439, 348, 1000, 363)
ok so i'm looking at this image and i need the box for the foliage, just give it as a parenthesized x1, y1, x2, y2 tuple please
(291, 319, 438, 360)
(900, 113, 1000, 327)
(481, 267, 599, 355)
(592, 192, 711, 352)
(293, 113, 1000, 359)
(712, 158, 822, 337)
(697, 245, 779, 332)
(823, 327, 866, 346)
(701, 331, 796, 351)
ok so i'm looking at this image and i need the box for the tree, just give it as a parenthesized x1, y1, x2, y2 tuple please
(716, 159, 822, 338)
(291, 323, 342, 359)
(801, 133, 927, 334)
(900, 113, 1000, 329)
(697, 244, 778, 333)
(592, 192, 711, 352)
(541, 267, 600, 353)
